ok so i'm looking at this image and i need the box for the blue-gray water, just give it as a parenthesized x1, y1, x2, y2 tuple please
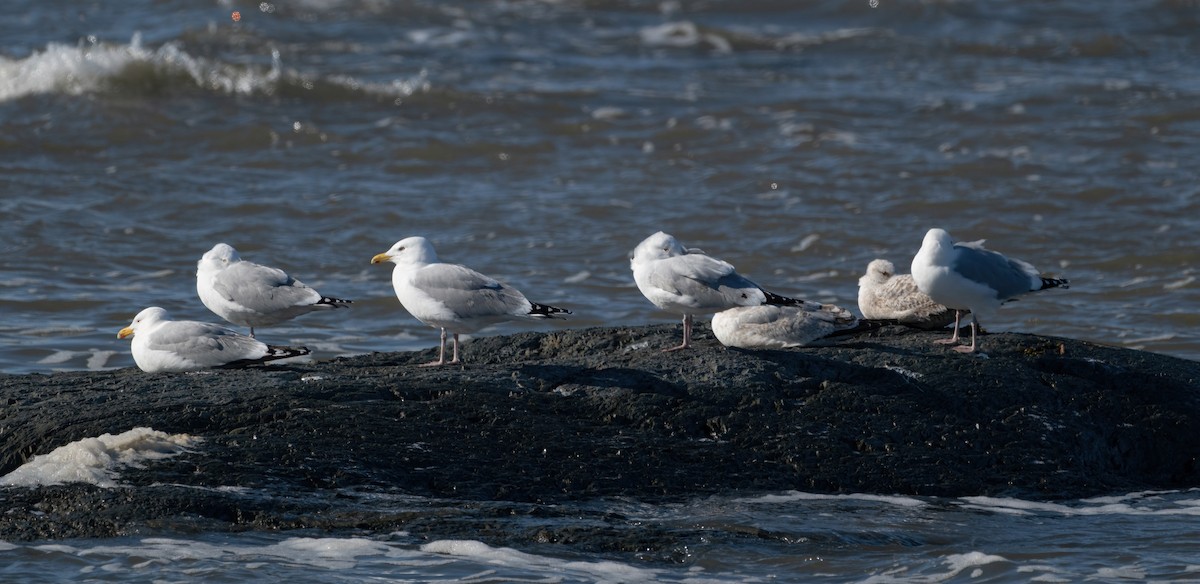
(2, 490, 1199, 582)
(2, 0, 1198, 580)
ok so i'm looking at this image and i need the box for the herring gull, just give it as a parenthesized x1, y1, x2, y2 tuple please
(371, 236, 570, 366)
(911, 228, 1069, 353)
(117, 307, 310, 373)
(630, 231, 821, 351)
(197, 243, 350, 338)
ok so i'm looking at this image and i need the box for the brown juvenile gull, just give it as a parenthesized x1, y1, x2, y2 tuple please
(857, 259, 959, 329)
(911, 228, 1070, 354)
(371, 236, 570, 367)
(630, 231, 821, 351)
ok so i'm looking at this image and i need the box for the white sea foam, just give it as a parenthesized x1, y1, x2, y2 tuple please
(0, 35, 429, 103)
(733, 490, 928, 508)
(0, 34, 273, 101)
(0, 428, 201, 488)
(36, 349, 119, 370)
(960, 493, 1200, 517)
(421, 539, 663, 583)
(639, 21, 731, 53)
(943, 552, 1009, 578)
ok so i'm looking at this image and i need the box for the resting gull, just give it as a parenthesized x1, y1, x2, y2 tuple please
(371, 236, 570, 366)
(630, 231, 820, 351)
(117, 307, 310, 373)
(857, 259, 959, 329)
(911, 228, 1069, 353)
(711, 303, 865, 349)
(197, 243, 351, 338)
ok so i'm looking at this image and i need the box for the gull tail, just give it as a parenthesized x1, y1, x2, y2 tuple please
(220, 345, 311, 369)
(821, 318, 897, 340)
(316, 296, 353, 308)
(529, 302, 571, 319)
(762, 290, 816, 308)
(1039, 277, 1070, 291)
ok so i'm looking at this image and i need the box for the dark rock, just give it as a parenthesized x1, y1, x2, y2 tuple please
(1, 324, 1198, 542)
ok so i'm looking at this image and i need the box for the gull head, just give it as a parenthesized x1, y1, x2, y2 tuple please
(118, 307, 169, 340)
(923, 228, 954, 249)
(198, 243, 241, 273)
(631, 231, 688, 265)
(863, 259, 895, 284)
(372, 236, 438, 266)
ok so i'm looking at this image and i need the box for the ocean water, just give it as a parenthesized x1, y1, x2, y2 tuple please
(2, 0, 1199, 579)
(2, 429, 1200, 581)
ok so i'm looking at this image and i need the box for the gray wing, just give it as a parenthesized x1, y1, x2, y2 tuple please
(213, 261, 323, 313)
(412, 263, 533, 318)
(951, 244, 1038, 300)
(649, 254, 766, 308)
(147, 321, 266, 366)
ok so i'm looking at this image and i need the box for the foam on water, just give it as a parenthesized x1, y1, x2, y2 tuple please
(959, 491, 1200, 517)
(0, 35, 428, 104)
(421, 539, 729, 583)
(734, 490, 928, 508)
(36, 349, 119, 370)
(0, 535, 722, 583)
(0, 428, 200, 488)
(0, 34, 278, 101)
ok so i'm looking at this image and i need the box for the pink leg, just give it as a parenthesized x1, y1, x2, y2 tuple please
(421, 328, 449, 366)
(953, 317, 980, 353)
(447, 333, 462, 365)
(935, 310, 962, 345)
(664, 314, 693, 352)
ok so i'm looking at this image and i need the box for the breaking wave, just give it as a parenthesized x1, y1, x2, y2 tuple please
(0, 34, 429, 103)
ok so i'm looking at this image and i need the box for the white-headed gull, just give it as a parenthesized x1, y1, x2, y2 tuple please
(197, 243, 350, 338)
(630, 231, 820, 351)
(371, 236, 570, 366)
(118, 307, 310, 373)
(911, 228, 1069, 353)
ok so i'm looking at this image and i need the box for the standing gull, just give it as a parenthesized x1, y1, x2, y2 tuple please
(630, 231, 820, 351)
(197, 243, 351, 338)
(117, 307, 310, 373)
(857, 259, 959, 329)
(711, 303, 864, 349)
(910, 228, 1069, 353)
(371, 236, 571, 366)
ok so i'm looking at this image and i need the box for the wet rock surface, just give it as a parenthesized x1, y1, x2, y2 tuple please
(1, 324, 1198, 543)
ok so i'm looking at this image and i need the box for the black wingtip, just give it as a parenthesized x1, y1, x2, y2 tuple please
(762, 290, 815, 308)
(265, 345, 312, 360)
(821, 318, 895, 339)
(530, 302, 571, 319)
(318, 296, 353, 307)
(218, 345, 310, 369)
(1040, 277, 1070, 291)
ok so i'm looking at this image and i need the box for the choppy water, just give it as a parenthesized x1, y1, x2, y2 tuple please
(1, 0, 1197, 375)
(2, 0, 1198, 579)
(2, 488, 1199, 582)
